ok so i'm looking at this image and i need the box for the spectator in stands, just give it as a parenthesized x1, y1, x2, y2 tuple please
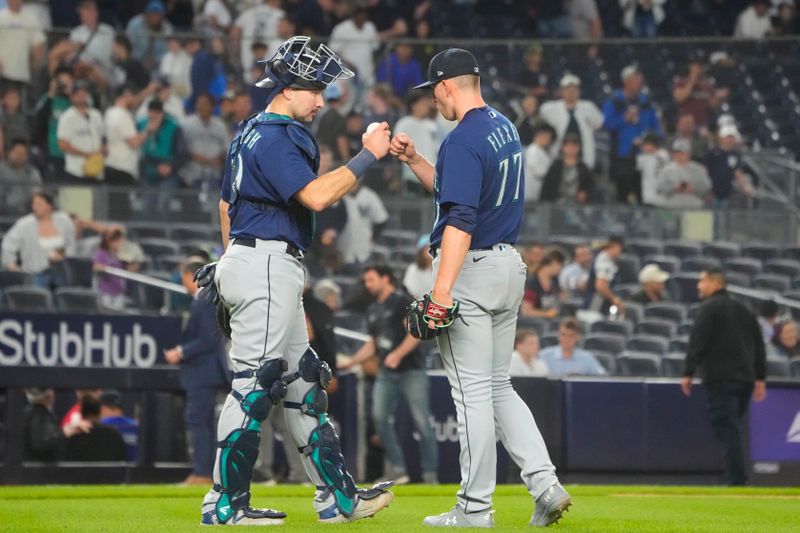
(509, 329, 549, 377)
(185, 37, 224, 113)
(329, 7, 380, 89)
(757, 300, 779, 344)
(535, 0, 572, 38)
(637, 132, 670, 206)
(111, 34, 151, 93)
(734, 0, 773, 38)
(656, 139, 712, 208)
(34, 67, 74, 177)
(523, 121, 555, 203)
(57, 82, 105, 183)
(403, 235, 433, 299)
(0, 140, 42, 213)
(540, 74, 604, 170)
(344, 111, 366, 157)
(126, 0, 175, 70)
(105, 85, 149, 187)
(302, 272, 338, 383)
(164, 258, 231, 485)
(412, 18, 436, 69)
(518, 44, 549, 99)
(522, 249, 566, 319)
(363, 84, 398, 128)
(227, 91, 253, 131)
(673, 57, 727, 129)
(669, 113, 710, 162)
(394, 92, 440, 194)
(63, 395, 127, 462)
(93, 226, 133, 310)
(99, 390, 139, 462)
(179, 92, 229, 191)
(69, 0, 114, 76)
(135, 75, 186, 125)
(337, 184, 389, 265)
(24, 387, 61, 462)
(706, 125, 754, 207)
(682, 268, 766, 486)
(200, 0, 232, 36)
(515, 94, 541, 146)
(522, 242, 545, 272)
(232, 0, 284, 74)
(313, 279, 343, 312)
(540, 133, 594, 203)
(771, 1, 799, 35)
(0, 87, 29, 158)
(308, 147, 346, 276)
(584, 236, 625, 315)
(159, 38, 192, 100)
(367, 0, 409, 42)
(0, 0, 45, 87)
(559, 244, 592, 297)
(603, 65, 662, 204)
(620, 0, 666, 37)
(266, 15, 297, 58)
(377, 43, 424, 99)
(138, 99, 185, 207)
(61, 388, 101, 434)
(541, 318, 607, 375)
(339, 265, 438, 485)
(568, 0, 603, 39)
(2, 191, 76, 289)
(315, 84, 349, 161)
(630, 264, 670, 304)
(769, 320, 800, 359)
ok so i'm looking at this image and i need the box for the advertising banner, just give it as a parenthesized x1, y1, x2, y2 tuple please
(749, 388, 800, 463)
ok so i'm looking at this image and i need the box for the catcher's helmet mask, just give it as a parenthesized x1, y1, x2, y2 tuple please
(256, 36, 354, 94)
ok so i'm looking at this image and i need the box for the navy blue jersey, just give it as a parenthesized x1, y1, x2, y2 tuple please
(429, 106, 524, 249)
(221, 112, 318, 251)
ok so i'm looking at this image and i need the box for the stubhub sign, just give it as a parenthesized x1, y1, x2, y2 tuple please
(0, 313, 181, 368)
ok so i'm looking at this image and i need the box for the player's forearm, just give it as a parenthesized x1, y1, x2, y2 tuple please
(405, 154, 435, 193)
(219, 199, 231, 249)
(295, 166, 358, 212)
(348, 339, 377, 366)
(432, 225, 471, 297)
(391, 334, 422, 359)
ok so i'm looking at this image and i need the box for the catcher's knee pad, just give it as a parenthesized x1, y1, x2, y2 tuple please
(215, 358, 289, 523)
(284, 347, 357, 515)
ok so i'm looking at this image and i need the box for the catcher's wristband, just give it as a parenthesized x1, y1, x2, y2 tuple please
(345, 149, 377, 179)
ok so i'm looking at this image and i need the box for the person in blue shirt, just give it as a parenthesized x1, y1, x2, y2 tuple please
(602, 65, 662, 203)
(376, 43, 424, 99)
(389, 47, 571, 528)
(99, 390, 139, 463)
(194, 36, 394, 526)
(539, 318, 607, 376)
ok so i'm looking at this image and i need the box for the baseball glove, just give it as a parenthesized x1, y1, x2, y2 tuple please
(406, 293, 461, 341)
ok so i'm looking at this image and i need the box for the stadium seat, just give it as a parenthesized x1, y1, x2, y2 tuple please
(617, 351, 662, 377)
(616, 254, 641, 284)
(516, 316, 550, 337)
(55, 287, 101, 313)
(540, 333, 558, 348)
(157, 255, 185, 273)
(790, 356, 800, 377)
(591, 350, 617, 375)
(3, 285, 54, 312)
(590, 319, 634, 336)
(63, 256, 94, 287)
(783, 291, 800, 302)
(741, 243, 781, 261)
(127, 223, 169, 240)
(620, 301, 644, 323)
(766, 357, 791, 377)
(614, 283, 641, 299)
(678, 319, 695, 336)
(0, 269, 30, 289)
(625, 335, 668, 355)
(705, 241, 741, 261)
(668, 272, 700, 303)
(644, 302, 687, 323)
(179, 240, 217, 256)
(642, 255, 681, 274)
(378, 229, 419, 248)
(171, 225, 215, 242)
(724, 257, 762, 277)
(635, 319, 677, 338)
(627, 239, 663, 259)
(752, 273, 791, 293)
(724, 271, 751, 288)
(139, 238, 181, 259)
(583, 333, 626, 355)
(136, 271, 171, 312)
(661, 352, 686, 377)
(681, 256, 721, 273)
(781, 245, 800, 261)
(669, 336, 690, 353)
(765, 258, 800, 278)
(664, 240, 704, 259)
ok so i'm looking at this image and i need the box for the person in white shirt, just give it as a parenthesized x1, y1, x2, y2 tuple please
(656, 138, 712, 209)
(637, 132, 670, 206)
(232, 0, 284, 76)
(104, 85, 151, 184)
(57, 83, 104, 182)
(559, 244, 593, 297)
(394, 93, 440, 192)
(523, 122, 556, 202)
(202, 0, 232, 35)
(403, 235, 433, 299)
(179, 93, 230, 189)
(135, 75, 186, 124)
(0, 0, 45, 84)
(337, 184, 389, 265)
(69, 0, 115, 75)
(539, 74, 604, 170)
(329, 7, 380, 88)
(734, 0, 773, 38)
(159, 37, 193, 99)
(509, 329, 549, 377)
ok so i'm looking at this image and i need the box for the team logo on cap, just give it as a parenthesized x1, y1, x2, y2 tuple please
(437, 70, 443, 76)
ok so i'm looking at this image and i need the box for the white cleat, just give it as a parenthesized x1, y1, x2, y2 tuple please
(423, 506, 495, 528)
(317, 490, 395, 524)
(530, 483, 572, 527)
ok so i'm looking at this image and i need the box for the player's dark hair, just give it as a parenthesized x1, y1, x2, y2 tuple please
(703, 267, 727, 287)
(559, 317, 581, 334)
(364, 264, 396, 285)
(514, 328, 539, 347)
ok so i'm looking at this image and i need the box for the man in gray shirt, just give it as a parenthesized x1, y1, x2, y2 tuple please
(656, 138, 711, 208)
(0, 139, 42, 213)
(179, 93, 230, 191)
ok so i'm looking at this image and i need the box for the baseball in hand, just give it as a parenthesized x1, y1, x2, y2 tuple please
(365, 122, 382, 135)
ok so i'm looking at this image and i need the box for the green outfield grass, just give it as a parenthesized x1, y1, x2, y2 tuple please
(0, 483, 799, 532)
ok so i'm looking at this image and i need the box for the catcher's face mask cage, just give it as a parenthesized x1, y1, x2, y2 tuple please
(256, 36, 354, 91)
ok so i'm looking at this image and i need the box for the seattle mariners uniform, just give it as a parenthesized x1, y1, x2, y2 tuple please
(196, 36, 394, 526)
(390, 48, 572, 527)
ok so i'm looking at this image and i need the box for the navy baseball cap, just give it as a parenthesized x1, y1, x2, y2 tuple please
(413, 48, 480, 90)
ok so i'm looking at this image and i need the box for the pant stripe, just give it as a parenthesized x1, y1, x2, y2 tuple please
(259, 255, 273, 364)
(445, 330, 473, 513)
